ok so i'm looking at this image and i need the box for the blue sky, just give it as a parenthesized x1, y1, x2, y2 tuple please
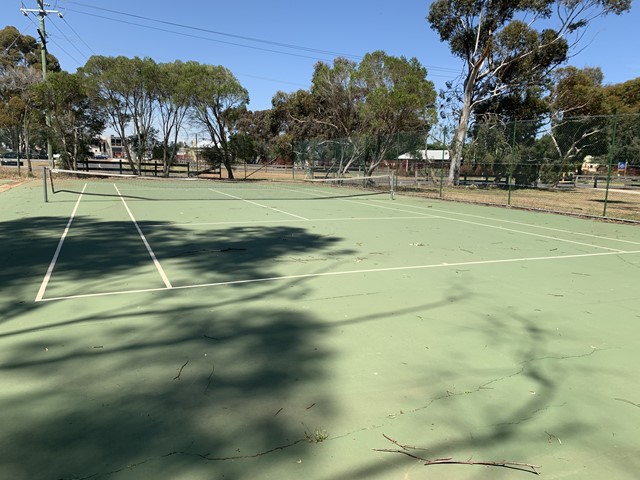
(5, 0, 640, 111)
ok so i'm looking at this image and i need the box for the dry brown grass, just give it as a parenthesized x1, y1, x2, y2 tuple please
(400, 184, 640, 222)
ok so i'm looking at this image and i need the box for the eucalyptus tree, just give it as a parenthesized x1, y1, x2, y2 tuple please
(271, 89, 327, 167)
(80, 56, 157, 174)
(294, 51, 435, 175)
(604, 77, 640, 169)
(0, 25, 60, 74)
(153, 61, 194, 175)
(235, 109, 276, 164)
(427, 0, 632, 185)
(31, 71, 105, 170)
(545, 66, 610, 168)
(310, 57, 365, 173)
(0, 66, 42, 174)
(355, 51, 436, 175)
(188, 63, 249, 179)
(1, 26, 60, 174)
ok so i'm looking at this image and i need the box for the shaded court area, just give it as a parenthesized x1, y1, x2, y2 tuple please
(1, 177, 639, 480)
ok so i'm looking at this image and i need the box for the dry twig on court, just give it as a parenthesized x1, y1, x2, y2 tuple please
(374, 434, 540, 475)
(173, 360, 189, 380)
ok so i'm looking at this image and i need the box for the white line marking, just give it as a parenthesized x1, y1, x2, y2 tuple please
(158, 216, 429, 227)
(281, 185, 636, 250)
(272, 186, 627, 251)
(114, 184, 173, 289)
(350, 199, 624, 252)
(209, 188, 309, 220)
(36, 249, 640, 302)
(35, 184, 88, 302)
(373, 200, 640, 246)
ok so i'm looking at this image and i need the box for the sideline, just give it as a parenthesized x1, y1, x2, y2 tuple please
(35, 184, 87, 302)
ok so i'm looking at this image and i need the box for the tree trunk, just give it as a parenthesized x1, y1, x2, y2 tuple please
(23, 128, 32, 175)
(223, 158, 234, 179)
(448, 83, 473, 186)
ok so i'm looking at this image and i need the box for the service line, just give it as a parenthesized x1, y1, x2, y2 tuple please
(209, 188, 309, 221)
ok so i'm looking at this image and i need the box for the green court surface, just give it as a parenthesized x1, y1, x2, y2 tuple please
(1, 177, 640, 480)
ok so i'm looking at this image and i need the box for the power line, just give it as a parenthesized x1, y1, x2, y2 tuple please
(61, 8, 340, 62)
(61, 16, 96, 55)
(61, 1, 460, 75)
(48, 17, 89, 62)
(64, 0, 363, 60)
(47, 34, 83, 65)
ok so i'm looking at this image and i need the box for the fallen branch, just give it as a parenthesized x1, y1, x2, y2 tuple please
(203, 363, 215, 393)
(173, 360, 189, 380)
(374, 434, 540, 475)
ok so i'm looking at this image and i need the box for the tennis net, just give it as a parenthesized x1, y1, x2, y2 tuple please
(44, 168, 394, 202)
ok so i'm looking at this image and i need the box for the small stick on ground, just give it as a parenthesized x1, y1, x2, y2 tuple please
(374, 434, 540, 475)
(173, 360, 189, 380)
(203, 363, 215, 393)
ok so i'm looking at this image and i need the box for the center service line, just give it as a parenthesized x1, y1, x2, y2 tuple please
(114, 184, 173, 289)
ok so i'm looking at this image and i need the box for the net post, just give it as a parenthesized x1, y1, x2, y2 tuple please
(390, 172, 395, 200)
(43, 166, 48, 203)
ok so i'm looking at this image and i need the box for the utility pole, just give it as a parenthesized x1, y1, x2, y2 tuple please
(20, 1, 62, 168)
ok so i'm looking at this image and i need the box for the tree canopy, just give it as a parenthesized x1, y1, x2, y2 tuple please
(0, 25, 60, 74)
(273, 51, 436, 175)
(427, 0, 632, 184)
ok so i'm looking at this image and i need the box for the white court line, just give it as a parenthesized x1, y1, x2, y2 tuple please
(270, 185, 623, 252)
(35, 184, 88, 302)
(343, 198, 623, 252)
(114, 184, 173, 289)
(159, 216, 429, 227)
(36, 249, 640, 302)
(280, 186, 626, 252)
(372, 199, 640, 247)
(209, 188, 309, 221)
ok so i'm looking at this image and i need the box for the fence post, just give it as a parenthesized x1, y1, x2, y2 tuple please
(439, 127, 446, 199)
(43, 166, 48, 203)
(508, 120, 517, 205)
(603, 111, 619, 218)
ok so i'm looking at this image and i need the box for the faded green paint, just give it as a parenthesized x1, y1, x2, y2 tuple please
(1, 179, 639, 479)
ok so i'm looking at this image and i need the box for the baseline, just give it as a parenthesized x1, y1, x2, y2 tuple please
(36, 249, 640, 302)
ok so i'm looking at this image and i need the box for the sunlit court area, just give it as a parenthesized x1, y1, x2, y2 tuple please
(1, 174, 639, 479)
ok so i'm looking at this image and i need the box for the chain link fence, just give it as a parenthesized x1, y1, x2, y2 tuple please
(292, 114, 640, 222)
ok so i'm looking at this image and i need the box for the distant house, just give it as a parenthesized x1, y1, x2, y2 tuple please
(90, 136, 124, 159)
(386, 149, 450, 174)
(582, 155, 599, 173)
(398, 149, 450, 162)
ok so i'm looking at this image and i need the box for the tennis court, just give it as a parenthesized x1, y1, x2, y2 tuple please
(1, 173, 639, 480)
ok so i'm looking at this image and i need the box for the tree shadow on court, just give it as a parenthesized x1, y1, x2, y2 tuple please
(0, 300, 336, 479)
(0, 214, 355, 479)
(314, 279, 640, 480)
(2, 215, 638, 479)
(0, 214, 355, 313)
